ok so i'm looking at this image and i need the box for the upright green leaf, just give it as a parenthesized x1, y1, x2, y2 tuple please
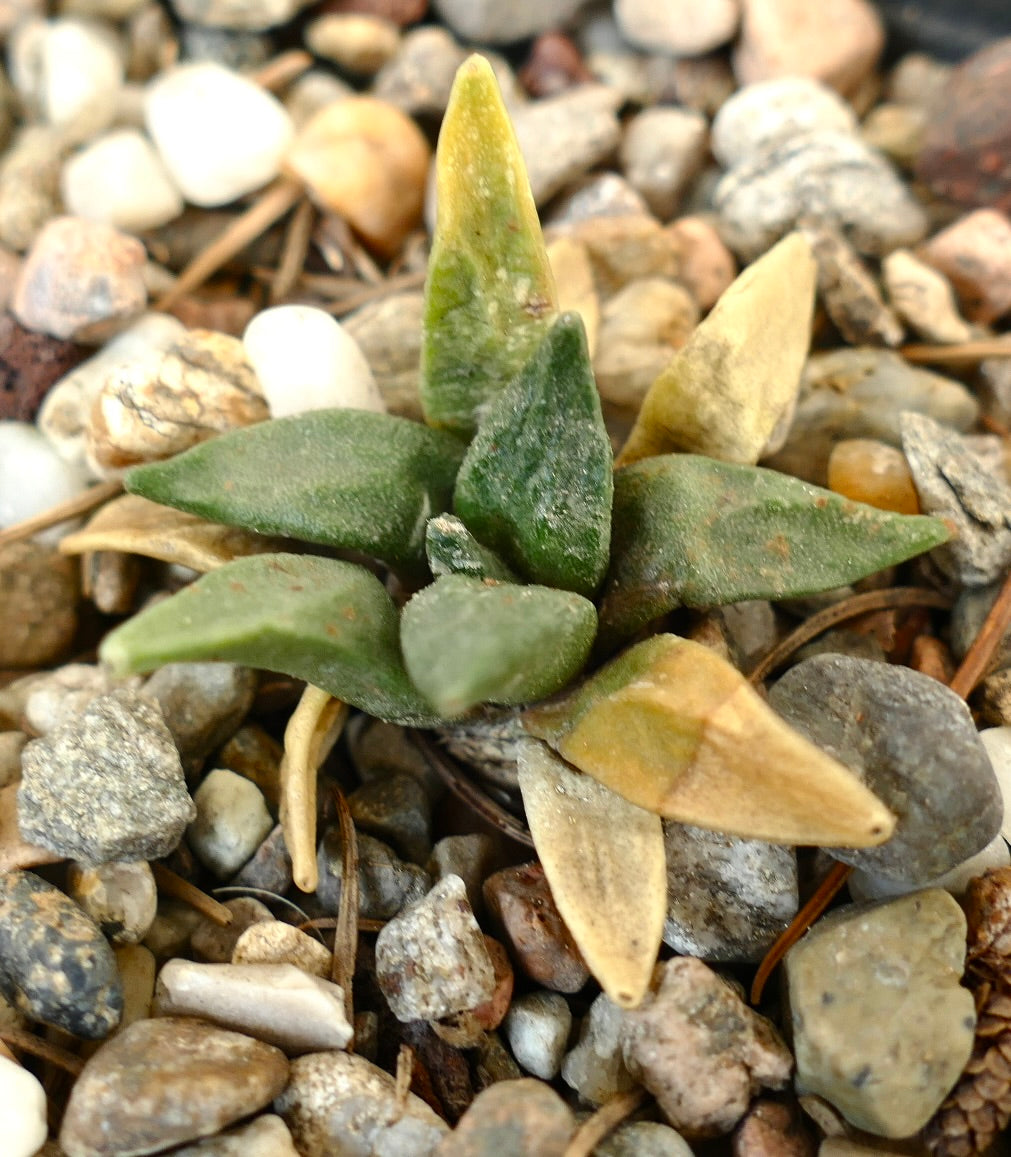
(400, 574, 597, 719)
(99, 553, 440, 726)
(425, 514, 517, 582)
(124, 410, 466, 580)
(599, 454, 951, 648)
(420, 54, 557, 436)
(453, 313, 613, 597)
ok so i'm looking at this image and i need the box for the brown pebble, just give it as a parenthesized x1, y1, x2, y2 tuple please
(0, 541, 79, 668)
(664, 216, 736, 311)
(434, 1078, 575, 1157)
(471, 936, 514, 1031)
(918, 208, 1011, 324)
(826, 438, 920, 514)
(59, 1016, 289, 1157)
(165, 294, 258, 338)
(0, 311, 89, 421)
(483, 862, 590, 994)
(399, 1019, 474, 1125)
(733, 1097, 817, 1157)
(909, 635, 955, 685)
(519, 32, 594, 99)
(316, 0, 426, 25)
(917, 38, 1011, 214)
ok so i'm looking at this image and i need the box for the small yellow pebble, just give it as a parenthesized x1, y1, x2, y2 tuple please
(827, 438, 920, 515)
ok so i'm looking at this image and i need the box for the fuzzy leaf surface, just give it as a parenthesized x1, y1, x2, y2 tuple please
(100, 553, 439, 726)
(420, 54, 557, 436)
(400, 574, 597, 718)
(453, 313, 613, 597)
(124, 410, 466, 580)
(425, 514, 517, 581)
(599, 454, 952, 647)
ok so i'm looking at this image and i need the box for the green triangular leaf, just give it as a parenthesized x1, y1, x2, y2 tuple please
(425, 514, 518, 582)
(420, 54, 557, 436)
(99, 553, 440, 726)
(599, 455, 952, 648)
(124, 410, 466, 580)
(453, 313, 613, 597)
(400, 574, 597, 719)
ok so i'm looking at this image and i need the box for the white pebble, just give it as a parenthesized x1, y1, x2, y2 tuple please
(188, 768, 273, 878)
(503, 990, 572, 1080)
(848, 832, 1011, 902)
(243, 305, 384, 418)
(62, 128, 184, 233)
(145, 62, 293, 208)
(982, 727, 1011, 843)
(43, 18, 123, 140)
(0, 422, 91, 543)
(0, 1055, 48, 1157)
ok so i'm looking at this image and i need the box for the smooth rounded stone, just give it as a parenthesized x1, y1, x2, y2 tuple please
(177, 25, 270, 72)
(86, 327, 268, 476)
(596, 1121, 694, 1157)
(66, 859, 158, 944)
(664, 215, 736, 312)
(503, 990, 571, 1080)
(112, 943, 156, 1031)
(304, 13, 400, 75)
(662, 821, 798, 963)
(171, 0, 309, 29)
(620, 958, 792, 1137)
(614, 0, 737, 55)
(770, 654, 1002, 885)
(0, 1055, 48, 1157)
(347, 771, 432, 866)
(561, 991, 636, 1105)
(917, 208, 1011, 325)
(145, 63, 293, 207)
(20, 687, 195, 862)
(0, 540, 78, 668)
(189, 768, 273, 879)
(0, 733, 25, 789)
(60, 1016, 288, 1157)
(712, 78, 858, 171)
(0, 869, 122, 1037)
(276, 1051, 448, 1157)
(143, 662, 258, 779)
(13, 215, 147, 341)
(343, 290, 425, 420)
(37, 18, 123, 140)
(848, 832, 1011, 902)
(860, 102, 928, 171)
(979, 356, 1011, 430)
(484, 861, 590, 994)
(169, 1114, 298, 1156)
(826, 438, 919, 515)
(901, 411, 1011, 586)
(785, 889, 975, 1137)
(0, 125, 69, 252)
(190, 896, 273, 963)
(545, 173, 650, 227)
(762, 347, 979, 486)
(283, 70, 354, 129)
(372, 25, 466, 119)
(732, 0, 883, 97)
(317, 828, 429, 920)
(619, 107, 708, 222)
(427, 833, 496, 918)
(232, 920, 331, 978)
(154, 959, 353, 1054)
(37, 312, 185, 473)
(881, 248, 971, 344)
(61, 127, 183, 234)
(376, 874, 495, 1023)
(431, 0, 587, 44)
(981, 728, 1011, 841)
(0, 420, 90, 542)
(24, 664, 138, 736)
(232, 823, 292, 894)
(732, 1098, 816, 1157)
(714, 132, 927, 263)
(594, 276, 698, 412)
(218, 725, 283, 812)
(436, 1079, 575, 1157)
(243, 305, 384, 419)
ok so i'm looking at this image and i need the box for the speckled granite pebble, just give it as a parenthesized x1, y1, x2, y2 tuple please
(59, 1016, 289, 1157)
(18, 687, 195, 863)
(0, 869, 122, 1038)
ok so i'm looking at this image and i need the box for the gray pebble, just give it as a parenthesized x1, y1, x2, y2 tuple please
(231, 823, 293, 894)
(951, 581, 1011, 669)
(168, 1114, 298, 1156)
(143, 662, 257, 779)
(503, 990, 572, 1080)
(178, 25, 271, 70)
(347, 715, 443, 801)
(662, 821, 798, 962)
(620, 106, 708, 221)
(65, 859, 158, 945)
(347, 771, 432, 865)
(545, 173, 650, 226)
(0, 869, 122, 1038)
(144, 898, 206, 961)
(770, 654, 1002, 884)
(561, 991, 636, 1106)
(373, 26, 465, 120)
(316, 828, 429, 921)
(900, 411, 1011, 586)
(23, 663, 137, 736)
(188, 768, 273, 878)
(191, 896, 273, 963)
(375, 874, 495, 1023)
(436, 1079, 575, 1157)
(595, 1121, 693, 1157)
(431, 0, 589, 45)
(714, 131, 927, 262)
(18, 688, 195, 863)
(427, 833, 497, 918)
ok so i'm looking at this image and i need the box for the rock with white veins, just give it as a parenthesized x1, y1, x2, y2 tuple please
(154, 960, 353, 1054)
(785, 889, 976, 1137)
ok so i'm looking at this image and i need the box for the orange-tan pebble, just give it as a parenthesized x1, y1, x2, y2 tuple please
(827, 437, 920, 515)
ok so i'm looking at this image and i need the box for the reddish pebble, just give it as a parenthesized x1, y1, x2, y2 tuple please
(909, 635, 955, 685)
(918, 208, 1011, 324)
(316, 0, 426, 24)
(733, 1097, 817, 1157)
(519, 32, 593, 99)
(471, 936, 514, 1031)
(0, 312, 89, 421)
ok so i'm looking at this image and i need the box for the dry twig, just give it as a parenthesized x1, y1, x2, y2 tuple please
(0, 480, 122, 549)
(151, 863, 233, 926)
(563, 1088, 648, 1157)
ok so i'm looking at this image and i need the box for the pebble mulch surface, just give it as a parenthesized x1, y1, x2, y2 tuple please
(2, 0, 1011, 1154)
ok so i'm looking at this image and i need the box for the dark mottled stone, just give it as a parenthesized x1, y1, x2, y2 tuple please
(231, 823, 293, 894)
(770, 654, 1002, 883)
(316, 828, 429, 921)
(0, 869, 122, 1038)
(347, 771, 432, 865)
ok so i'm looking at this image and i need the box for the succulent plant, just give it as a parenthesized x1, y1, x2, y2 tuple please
(100, 56, 951, 1007)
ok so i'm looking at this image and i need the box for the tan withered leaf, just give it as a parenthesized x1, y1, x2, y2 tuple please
(280, 685, 349, 893)
(524, 634, 895, 848)
(517, 738, 665, 1009)
(58, 493, 281, 572)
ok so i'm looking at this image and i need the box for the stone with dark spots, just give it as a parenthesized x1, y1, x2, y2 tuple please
(770, 653, 1002, 883)
(0, 870, 122, 1038)
(0, 311, 88, 421)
